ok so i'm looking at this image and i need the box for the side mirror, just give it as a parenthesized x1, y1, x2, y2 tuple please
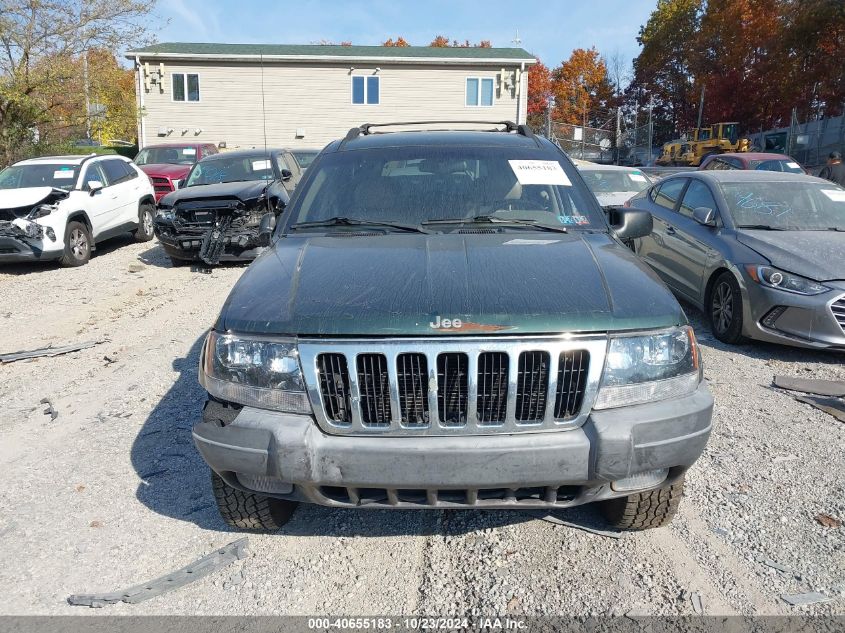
(174, 179, 185, 190)
(608, 207, 653, 240)
(693, 206, 716, 226)
(87, 180, 104, 195)
(280, 169, 293, 181)
(257, 212, 277, 247)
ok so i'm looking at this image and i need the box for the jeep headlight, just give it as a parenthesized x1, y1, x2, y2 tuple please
(199, 331, 311, 414)
(156, 208, 175, 222)
(594, 326, 701, 409)
(745, 265, 829, 296)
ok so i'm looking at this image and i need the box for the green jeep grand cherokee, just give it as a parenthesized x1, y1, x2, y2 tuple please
(193, 122, 713, 531)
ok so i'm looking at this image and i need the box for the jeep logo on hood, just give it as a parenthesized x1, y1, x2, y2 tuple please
(429, 316, 512, 332)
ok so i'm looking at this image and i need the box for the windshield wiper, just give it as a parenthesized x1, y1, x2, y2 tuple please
(736, 224, 789, 231)
(290, 216, 429, 233)
(422, 215, 568, 233)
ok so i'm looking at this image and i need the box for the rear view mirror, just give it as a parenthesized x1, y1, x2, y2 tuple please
(257, 212, 277, 247)
(693, 206, 716, 226)
(608, 208, 653, 240)
(87, 180, 104, 195)
(280, 169, 293, 181)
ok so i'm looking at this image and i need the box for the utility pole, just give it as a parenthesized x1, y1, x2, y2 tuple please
(83, 49, 91, 141)
(696, 86, 705, 131)
(615, 107, 622, 165)
(647, 95, 654, 166)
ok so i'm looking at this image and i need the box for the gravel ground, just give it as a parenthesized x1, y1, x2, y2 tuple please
(0, 235, 843, 617)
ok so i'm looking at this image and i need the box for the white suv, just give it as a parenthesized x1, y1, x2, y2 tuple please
(0, 154, 156, 266)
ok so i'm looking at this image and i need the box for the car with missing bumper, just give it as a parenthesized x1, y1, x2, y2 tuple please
(192, 122, 714, 532)
(154, 148, 303, 266)
(0, 154, 156, 266)
(630, 171, 845, 349)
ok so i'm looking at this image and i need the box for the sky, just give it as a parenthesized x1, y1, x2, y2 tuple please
(150, 0, 656, 69)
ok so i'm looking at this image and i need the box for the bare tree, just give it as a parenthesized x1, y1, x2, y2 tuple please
(605, 49, 632, 98)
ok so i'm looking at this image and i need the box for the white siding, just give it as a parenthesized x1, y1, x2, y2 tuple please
(137, 61, 528, 149)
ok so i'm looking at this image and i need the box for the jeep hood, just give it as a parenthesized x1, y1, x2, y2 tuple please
(139, 163, 191, 179)
(0, 186, 68, 211)
(735, 230, 845, 281)
(219, 232, 684, 336)
(163, 180, 268, 206)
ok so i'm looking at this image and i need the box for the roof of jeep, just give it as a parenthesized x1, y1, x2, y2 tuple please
(327, 130, 549, 152)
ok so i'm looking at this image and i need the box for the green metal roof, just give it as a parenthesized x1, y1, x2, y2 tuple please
(126, 42, 536, 62)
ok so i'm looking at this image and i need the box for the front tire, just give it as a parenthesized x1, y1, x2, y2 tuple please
(135, 202, 155, 242)
(708, 271, 745, 344)
(59, 221, 92, 267)
(601, 478, 684, 530)
(211, 471, 298, 531)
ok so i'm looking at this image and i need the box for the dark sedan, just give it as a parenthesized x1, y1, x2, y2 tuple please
(154, 149, 304, 265)
(629, 171, 845, 350)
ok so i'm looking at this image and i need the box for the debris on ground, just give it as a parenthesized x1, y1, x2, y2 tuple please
(39, 397, 58, 421)
(533, 512, 624, 539)
(0, 340, 103, 363)
(794, 395, 845, 423)
(755, 556, 792, 573)
(773, 376, 845, 397)
(67, 537, 249, 608)
(815, 513, 843, 528)
(780, 591, 834, 606)
(690, 591, 703, 614)
(127, 263, 146, 273)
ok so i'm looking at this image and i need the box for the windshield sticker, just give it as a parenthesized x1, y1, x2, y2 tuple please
(251, 160, 270, 171)
(53, 170, 74, 179)
(734, 192, 791, 217)
(182, 148, 197, 155)
(629, 174, 647, 182)
(508, 160, 572, 186)
(558, 214, 590, 225)
(503, 238, 560, 245)
(821, 189, 845, 202)
(786, 162, 800, 169)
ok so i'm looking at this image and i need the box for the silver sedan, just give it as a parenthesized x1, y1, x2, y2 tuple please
(628, 170, 845, 350)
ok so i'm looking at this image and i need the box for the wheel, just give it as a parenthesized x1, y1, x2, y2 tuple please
(135, 202, 155, 242)
(59, 221, 92, 267)
(211, 471, 298, 531)
(601, 477, 684, 530)
(708, 271, 745, 344)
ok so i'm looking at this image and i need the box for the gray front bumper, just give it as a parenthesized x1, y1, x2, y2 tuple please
(192, 383, 713, 510)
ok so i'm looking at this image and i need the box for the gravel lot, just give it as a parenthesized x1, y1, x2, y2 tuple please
(0, 235, 842, 617)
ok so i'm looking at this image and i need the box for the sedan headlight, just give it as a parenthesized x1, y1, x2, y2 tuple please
(156, 208, 175, 222)
(745, 265, 830, 296)
(594, 326, 701, 410)
(199, 331, 312, 414)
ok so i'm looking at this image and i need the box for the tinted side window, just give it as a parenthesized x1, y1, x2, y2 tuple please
(654, 179, 686, 211)
(726, 158, 744, 169)
(83, 163, 107, 190)
(100, 159, 131, 185)
(679, 180, 718, 218)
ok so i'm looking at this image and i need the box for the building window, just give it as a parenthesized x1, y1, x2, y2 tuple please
(466, 77, 494, 107)
(172, 73, 200, 102)
(352, 75, 379, 105)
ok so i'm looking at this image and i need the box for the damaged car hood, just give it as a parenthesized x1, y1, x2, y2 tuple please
(0, 187, 68, 211)
(736, 230, 845, 281)
(162, 180, 269, 206)
(219, 232, 685, 336)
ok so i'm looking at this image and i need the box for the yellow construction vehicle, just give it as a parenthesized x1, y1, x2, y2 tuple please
(658, 123, 750, 166)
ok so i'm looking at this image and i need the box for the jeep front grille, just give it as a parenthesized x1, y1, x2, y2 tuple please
(303, 337, 605, 436)
(833, 297, 845, 333)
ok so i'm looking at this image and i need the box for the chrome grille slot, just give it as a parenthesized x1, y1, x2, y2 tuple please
(437, 353, 469, 426)
(356, 353, 391, 426)
(397, 353, 429, 426)
(515, 351, 550, 422)
(316, 353, 351, 424)
(476, 351, 509, 424)
(300, 336, 607, 436)
(554, 350, 590, 420)
(833, 297, 845, 332)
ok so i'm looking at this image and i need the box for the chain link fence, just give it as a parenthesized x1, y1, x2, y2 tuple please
(538, 113, 656, 166)
(748, 114, 845, 171)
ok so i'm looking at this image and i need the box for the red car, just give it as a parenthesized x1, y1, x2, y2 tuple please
(699, 152, 806, 174)
(134, 143, 219, 201)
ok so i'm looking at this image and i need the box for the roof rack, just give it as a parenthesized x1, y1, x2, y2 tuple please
(342, 120, 536, 145)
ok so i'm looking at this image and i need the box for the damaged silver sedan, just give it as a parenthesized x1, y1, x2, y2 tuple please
(154, 149, 303, 266)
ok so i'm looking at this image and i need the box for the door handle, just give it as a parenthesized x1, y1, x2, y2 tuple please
(666, 226, 677, 235)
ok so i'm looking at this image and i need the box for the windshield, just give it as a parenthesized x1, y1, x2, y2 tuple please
(751, 159, 804, 174)
(721, 181, 845, 230)
(292, 151, 319, 170)
(286, 146, 604, 231)
(135, 146, 198, 166)
(185, 154, 277, 186)
(0, 164, 78, 191)
(581, 169, 650, 194)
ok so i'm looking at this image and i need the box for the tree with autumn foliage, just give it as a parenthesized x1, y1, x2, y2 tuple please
(526, 59, 551, 129)
(382, 37, 410, 47)
(549, 48, 614, 127)
(428, 36, 492, 48)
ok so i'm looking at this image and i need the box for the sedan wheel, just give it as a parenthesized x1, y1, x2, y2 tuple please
(708, 271, 745, 344)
